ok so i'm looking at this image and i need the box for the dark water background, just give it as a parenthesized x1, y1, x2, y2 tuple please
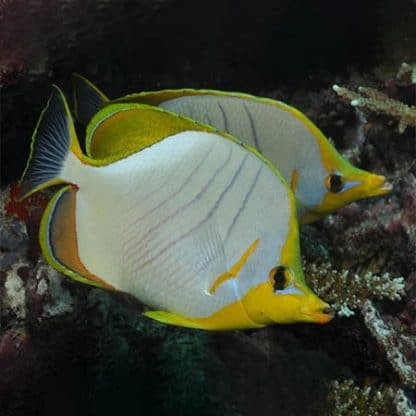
(2, 0, 415, 184)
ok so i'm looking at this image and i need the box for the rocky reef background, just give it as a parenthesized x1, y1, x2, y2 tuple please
(1, 1, 415, 415)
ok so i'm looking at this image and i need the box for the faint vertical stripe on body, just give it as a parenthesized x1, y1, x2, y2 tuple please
(130, 152, 250, 275)
(224, 165, 263, 244)
(122, 142, 215, 247)
(243, 102, 262, 153)
(121, 144, 233, 265)
(217, 101, 229, 131)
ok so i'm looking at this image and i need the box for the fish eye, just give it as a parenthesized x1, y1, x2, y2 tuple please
(270, 266, 292, 292)
(325, 173, 344, 193)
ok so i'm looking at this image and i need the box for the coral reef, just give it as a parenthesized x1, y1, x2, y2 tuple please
(326, 379, 415, 416)
(2, 65, 416, 413)
(333, 82, 416, 133)
(305, 262, 405, 317)
(310, 65, 416, 414)
(362, 300, 416, 390)
(305, 255, 416, 401)
(395, 62, 416, 86)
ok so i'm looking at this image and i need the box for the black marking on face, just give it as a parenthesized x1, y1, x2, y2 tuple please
(271, 266, 289, 292)
(327, 174, 344, 193)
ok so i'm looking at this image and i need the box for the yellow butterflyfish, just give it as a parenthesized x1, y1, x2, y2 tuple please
(19, 85, 332, 330)
(72, 74, 392, 224)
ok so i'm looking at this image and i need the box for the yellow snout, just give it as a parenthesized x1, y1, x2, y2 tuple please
(302, 172, 393, 224)
(362, 173, 393, 197)
(243, 283, 334, 325)
(299, 294, 334, 324)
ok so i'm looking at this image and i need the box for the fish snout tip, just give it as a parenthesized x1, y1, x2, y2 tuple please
(366, 174, 393, 197)
(301, 301, 334, 324)
(315, 306, 334, 324)
(377, 180, 393, 195)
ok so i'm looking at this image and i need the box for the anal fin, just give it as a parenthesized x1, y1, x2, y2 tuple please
(40, 185, 115, 290)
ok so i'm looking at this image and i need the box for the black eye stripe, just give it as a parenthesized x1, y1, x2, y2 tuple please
(272, 266, 287, 291)
(329, 174, 344, 193)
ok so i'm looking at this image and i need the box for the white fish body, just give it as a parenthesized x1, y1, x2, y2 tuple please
(160, 95, 327, 219)
(63, 131, 291, 318)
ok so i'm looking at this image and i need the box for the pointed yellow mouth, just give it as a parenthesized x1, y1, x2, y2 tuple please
(302, 309, 334, 324)
(365, 174, 393, 197)
(300, 301, 334, 324)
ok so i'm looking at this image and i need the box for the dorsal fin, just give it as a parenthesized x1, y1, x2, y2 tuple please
(85, 103, 222, 160)
(111, 89, 206, 106)
(40, 185, 115, 290)
(72, 73, 109, 125)
(84, 103, 286, 191)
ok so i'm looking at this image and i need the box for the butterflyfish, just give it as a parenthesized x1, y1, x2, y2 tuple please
(72, 74, 392, 224)
(19, 85, 333, 330)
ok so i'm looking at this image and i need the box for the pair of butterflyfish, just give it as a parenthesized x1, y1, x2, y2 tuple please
(18, 79, 390, 330)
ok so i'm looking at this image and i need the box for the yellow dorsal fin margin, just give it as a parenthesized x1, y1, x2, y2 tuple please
(85, 104, 214, 160)
(209, 239, 260, 295)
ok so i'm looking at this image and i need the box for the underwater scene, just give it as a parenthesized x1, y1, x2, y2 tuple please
(1, 1, 415, 415)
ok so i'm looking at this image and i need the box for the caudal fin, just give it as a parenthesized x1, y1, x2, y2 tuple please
(72, 73, 109, 125)
(19, 85, 83, 200)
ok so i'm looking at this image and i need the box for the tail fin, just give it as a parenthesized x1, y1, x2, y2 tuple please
(72, 73, 109, 125)
(19, 85, 83, 200)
